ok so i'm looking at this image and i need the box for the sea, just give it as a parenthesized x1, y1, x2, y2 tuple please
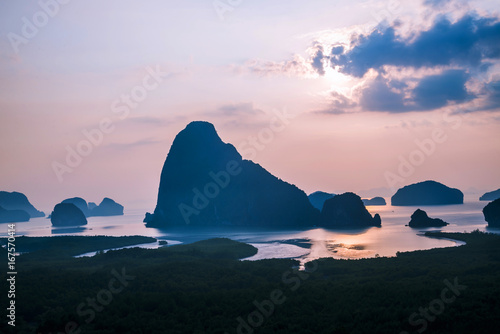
(2, 197, 498, 265)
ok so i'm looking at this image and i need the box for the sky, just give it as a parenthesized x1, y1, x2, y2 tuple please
(1, 0, 499, 213)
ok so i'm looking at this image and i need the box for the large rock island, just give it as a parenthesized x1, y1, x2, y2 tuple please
(0, 191, 44, 218)
(320, 192, 381, 228)
(50, 203, 88, 226)
(144, 121, 319, 227)
(308, 191, 335, 210)
(391, 181, 463, 206)
(480, 188, 500, 201)
(483, 198, 500, 227)
(408, 209, 448, 228)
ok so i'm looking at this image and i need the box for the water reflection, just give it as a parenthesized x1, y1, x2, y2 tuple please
(1, 201, 498, 262)
(51, 226, 87, 234)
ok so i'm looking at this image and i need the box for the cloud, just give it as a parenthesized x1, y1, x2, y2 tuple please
(331, 14, 500, 77)
(481, 80, 500, 110)
(203, 103, 264, 118)
(236, 55, 316, 77)
(318, 69, 477, 114)
(360, 76, 407, 112)
(121, 116, 171, 126)
(311, 43, 325, 76)
(105, 138, 161, 151)
(413, 69, 473, 109)
(423, 0, 452, 9)
(359, 69, 473, 112)
(216, 102, 263, 116)
(317, 91, 357, 114)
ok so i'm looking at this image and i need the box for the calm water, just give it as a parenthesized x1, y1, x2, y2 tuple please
(2, 199, 498, 264)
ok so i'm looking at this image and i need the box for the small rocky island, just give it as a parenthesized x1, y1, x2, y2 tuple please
(480, 188, 500, 201)
(0, 191, 45, 218)
(308, 191, 335, 210)
(362, 197, 386, 206)
(60, 197, 124, 217)
(51, 203, 88, 226)
(408, 209, 448, 228)
(320, 192, 381, 228)
(391, 180, 463, 206)
(483, 198, 500, 227)
(91, 198, 124, 216)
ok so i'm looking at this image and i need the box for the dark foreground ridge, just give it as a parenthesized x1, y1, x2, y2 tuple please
(1, 231, 499, 334)
(145, 121, 319, 227)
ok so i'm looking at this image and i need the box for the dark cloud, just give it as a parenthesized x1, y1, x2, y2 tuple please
(481, 80, 500, 110)
(413, 69, 473, 109)
(423, 0, 452, 9)
(331, 14, 500, 77)
(331, 45, 344, 55)
(360, 76, 407, 112)
(311, 44, 325, 75)
(360, 70, 473, 112)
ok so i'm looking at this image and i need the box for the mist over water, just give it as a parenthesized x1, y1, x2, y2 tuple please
(2, 199, 497, 262)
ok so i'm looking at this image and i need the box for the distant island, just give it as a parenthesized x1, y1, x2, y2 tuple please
(362, 197, 386, 206)
(391, 180, 463, 206)
(320, 192, 381, 228)
(60, 197, 124, 217)
(480, 188, 500, 201)
(408, 209, 448, 228)
(308, 191, 335, 210)
(483, 198, 500, 227)
(51, 203, 88, 227)
(144, 121, 319, 227)
(0, 205, 30, 223)
(0, 191, 44, 219)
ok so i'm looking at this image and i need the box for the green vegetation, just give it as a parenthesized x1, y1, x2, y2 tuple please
(1, 232, 500, 333)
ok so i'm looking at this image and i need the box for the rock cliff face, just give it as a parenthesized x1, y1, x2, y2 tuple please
(408, 209, 448, 228)
(483, 198, 500, 227)
(0, 191, 44, 218)
(50, 203, 87, 226)
(0, 205, 30, 223)
(320, 192, 381, 228)
(308, 191, 335, 211)
(145, 121, 319, 227)
(480, 189, 500, 201)
(391, 181, 463, 206)
(62, 197, 91, 217)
